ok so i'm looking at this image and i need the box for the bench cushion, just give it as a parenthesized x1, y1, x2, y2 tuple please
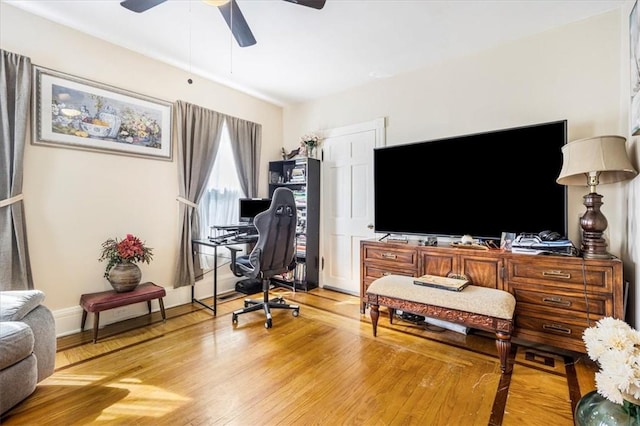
(366, 275, 515, 320)
(80, 282, 166, 313)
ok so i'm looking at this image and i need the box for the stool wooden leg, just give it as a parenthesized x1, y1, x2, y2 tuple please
(370, 304, 379, 337)
(81, 310, 88, 331)
(147, 300, 152, 314)
(159, 298, 166, 322)
(93, 312, 100, 344)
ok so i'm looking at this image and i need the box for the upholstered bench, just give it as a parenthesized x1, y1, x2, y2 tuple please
(80, 282, 166, 343)
(366, 275, 516, 373)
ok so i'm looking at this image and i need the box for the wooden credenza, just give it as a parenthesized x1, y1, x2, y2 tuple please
(360, 239, 624, 353)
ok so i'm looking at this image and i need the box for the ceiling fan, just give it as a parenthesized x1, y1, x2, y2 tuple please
(120, 0, 326, 48)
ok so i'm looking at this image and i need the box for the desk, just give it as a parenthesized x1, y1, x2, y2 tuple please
(191, 238, 255, 315)
(209, 224, 256, 244)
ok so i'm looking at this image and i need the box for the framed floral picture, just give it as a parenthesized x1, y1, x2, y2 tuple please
(31, 66, 173, 161)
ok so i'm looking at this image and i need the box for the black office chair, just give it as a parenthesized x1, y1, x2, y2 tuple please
(231, 187, 300, 328)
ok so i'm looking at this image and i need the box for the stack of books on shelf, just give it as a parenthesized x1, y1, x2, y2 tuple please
(292, 189, 307, 205)
(296, 234, 307, 258)
(296, 210, 307, 234)
(289, 165, 306, 183)
(293, 262, 306, 282)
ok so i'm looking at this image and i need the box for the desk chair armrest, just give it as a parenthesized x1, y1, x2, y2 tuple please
(226, 246, 245, 277)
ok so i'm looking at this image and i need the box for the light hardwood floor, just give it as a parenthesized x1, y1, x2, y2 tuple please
(1, 287, 598, 425)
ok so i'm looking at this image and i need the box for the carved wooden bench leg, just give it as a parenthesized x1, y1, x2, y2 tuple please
(495, 331, 512, 374)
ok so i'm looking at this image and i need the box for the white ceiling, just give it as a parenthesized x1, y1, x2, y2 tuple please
(4, 0, 627, 106)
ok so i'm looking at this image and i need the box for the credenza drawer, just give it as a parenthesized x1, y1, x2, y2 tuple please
(507, 260, 614, 293)
(514, 312, 604, 352)
(513, 288, 608, 316)
(362, 246, 418, 267)
(362, 264, 417, 281)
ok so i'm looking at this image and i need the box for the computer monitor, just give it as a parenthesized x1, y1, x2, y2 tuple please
(239, 198, 271, 223)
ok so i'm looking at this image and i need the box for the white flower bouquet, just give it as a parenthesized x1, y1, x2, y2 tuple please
(583, 317, 640, 406)
(300, 133, 319, 148)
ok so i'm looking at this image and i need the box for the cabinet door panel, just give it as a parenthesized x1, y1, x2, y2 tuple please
(460, 257, 501, 289)
(420, 252, 455, 277)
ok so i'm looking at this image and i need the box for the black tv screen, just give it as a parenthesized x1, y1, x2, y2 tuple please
(239, 198, 271, 223)
(373, 120, 568, 240)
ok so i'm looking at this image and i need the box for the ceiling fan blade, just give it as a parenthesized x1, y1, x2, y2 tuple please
(120, 0, 168, 13)
(217, 0, 257, 48)
(282, 0, 326, 10)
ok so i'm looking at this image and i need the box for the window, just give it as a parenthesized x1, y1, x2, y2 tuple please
(197, 121, 244, 269)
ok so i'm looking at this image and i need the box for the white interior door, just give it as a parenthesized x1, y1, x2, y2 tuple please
(320, 118, 386, 294)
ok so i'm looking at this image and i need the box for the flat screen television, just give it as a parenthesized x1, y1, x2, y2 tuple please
(239, 198, 271, 223)
(373, 120, 568, 241)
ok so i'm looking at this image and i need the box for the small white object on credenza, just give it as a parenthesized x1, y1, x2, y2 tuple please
(460, 234, 474, 244)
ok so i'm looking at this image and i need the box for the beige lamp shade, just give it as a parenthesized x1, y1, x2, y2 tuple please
(556, 135, 637, 186)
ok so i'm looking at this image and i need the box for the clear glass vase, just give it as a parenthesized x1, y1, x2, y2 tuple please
(307, 145, 315, 158)
(575, 390, 640, 426)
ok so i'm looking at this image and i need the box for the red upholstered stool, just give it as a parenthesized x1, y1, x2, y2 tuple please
(80, 282, 166, 343)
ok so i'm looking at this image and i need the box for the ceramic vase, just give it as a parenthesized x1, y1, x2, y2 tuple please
(108, 262, 141, 292)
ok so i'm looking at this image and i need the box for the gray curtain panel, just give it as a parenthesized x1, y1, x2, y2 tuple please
(226, 115, 262, 198)
(0, 50, 33, 291)
(174, 100, 225, 288)
(174, 100, 263, 288)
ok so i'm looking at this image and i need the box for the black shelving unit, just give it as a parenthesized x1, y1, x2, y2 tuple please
(268, 157, 320, 291)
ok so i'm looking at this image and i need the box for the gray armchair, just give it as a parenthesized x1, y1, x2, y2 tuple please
(0, 290, 56, 415)
(231, 187, 300, 328)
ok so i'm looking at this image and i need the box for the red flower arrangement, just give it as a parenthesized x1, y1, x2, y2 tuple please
(98, 233, 154, 278)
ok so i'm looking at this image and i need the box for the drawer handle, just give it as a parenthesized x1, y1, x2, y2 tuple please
(382, 272, 391, 276)
(382, 253, 397, 260)
(542, 270, 571, 279)
(542, 297, 571, 307)
(543, 324, 572, 334)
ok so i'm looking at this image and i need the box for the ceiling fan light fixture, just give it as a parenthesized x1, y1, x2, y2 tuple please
(203, 0, 230, 6)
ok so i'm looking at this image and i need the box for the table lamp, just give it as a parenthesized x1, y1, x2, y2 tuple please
(556, 135, 637, 259)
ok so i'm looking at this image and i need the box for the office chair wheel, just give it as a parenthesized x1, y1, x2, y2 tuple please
(265, 319, 272, 329)
(232, 314, 238, 324)
(293, 309, 299, 317)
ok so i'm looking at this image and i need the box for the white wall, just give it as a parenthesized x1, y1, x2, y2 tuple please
(1, 3, 284, 336)
(284, 9, 640, 327)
